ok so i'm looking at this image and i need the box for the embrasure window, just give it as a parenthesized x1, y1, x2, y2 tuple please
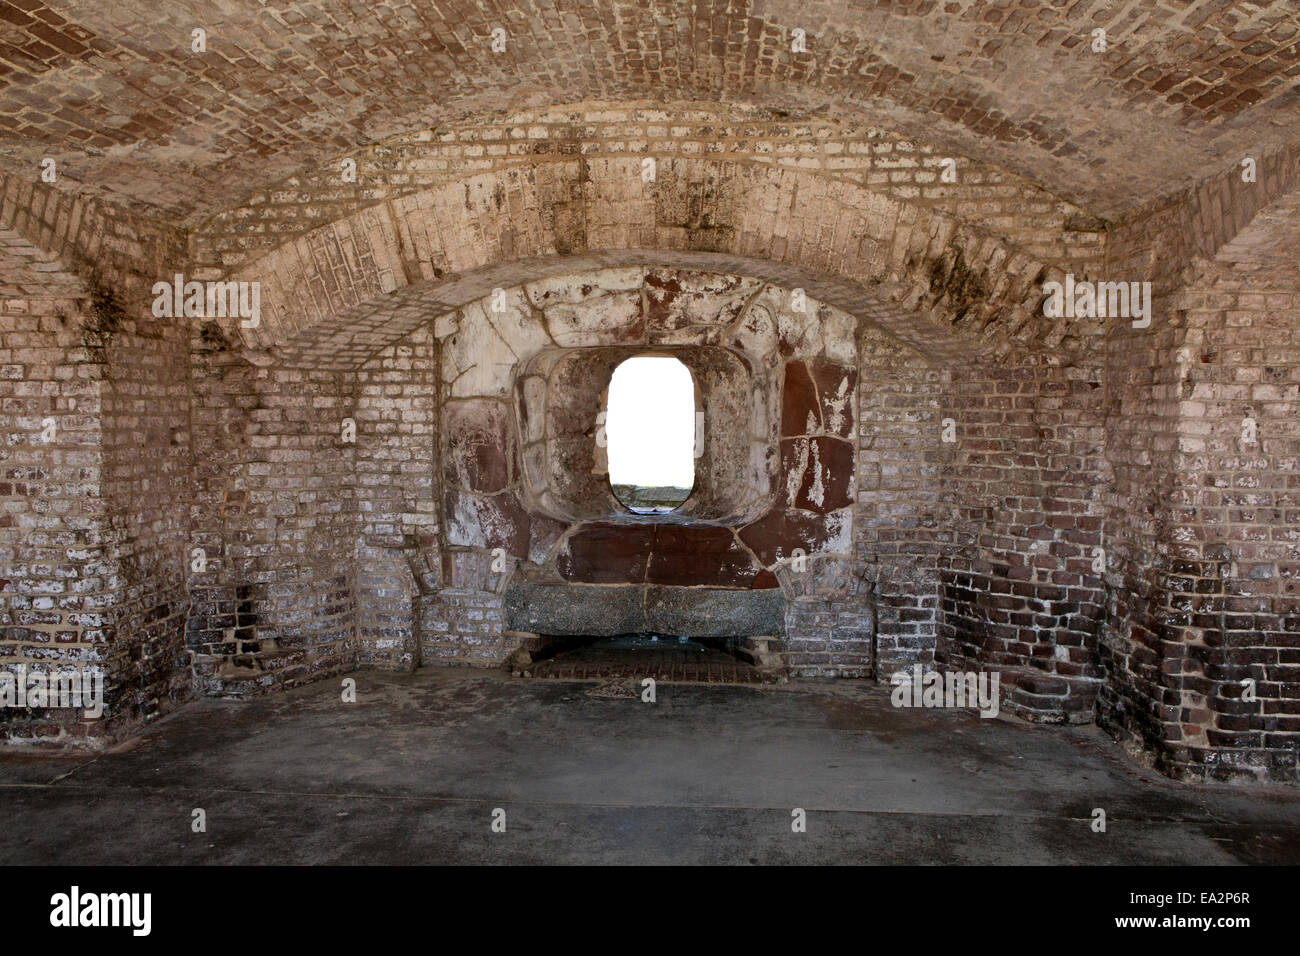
(605, 356, 695, 514)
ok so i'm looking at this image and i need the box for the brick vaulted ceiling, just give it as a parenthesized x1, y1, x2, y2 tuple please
(0, 0, 1298, 227)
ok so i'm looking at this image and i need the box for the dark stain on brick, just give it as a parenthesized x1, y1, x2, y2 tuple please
(929, 248, 988, 326)
(80, 284, 125, 352)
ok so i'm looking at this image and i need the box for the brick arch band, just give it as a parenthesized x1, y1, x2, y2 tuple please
(220, 158, 1076, 367)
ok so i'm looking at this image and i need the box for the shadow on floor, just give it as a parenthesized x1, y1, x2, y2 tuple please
(528, 634, 772, 683)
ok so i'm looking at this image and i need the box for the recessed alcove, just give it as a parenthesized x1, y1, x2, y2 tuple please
(525, 633, 777, 684)
(514, 343, 771, 526)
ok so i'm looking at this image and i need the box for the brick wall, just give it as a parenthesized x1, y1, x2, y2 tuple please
(936, 361, 1109, 723)
(187, 326, 358, 695)
(1162, 275, 1300, 781)
(186, 324, 444, 688)
(1, 182, 193, 744)
(96, 275, 191, 725)
(1098, 148, 1300, 782)
(855, 323, 942, 677)
(0, 229, 107, 742)
(354, 329, 439, 670)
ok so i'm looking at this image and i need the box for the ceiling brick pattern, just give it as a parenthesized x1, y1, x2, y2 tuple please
(189, 102, 1097, 272)
(0, 0, 1297, 222)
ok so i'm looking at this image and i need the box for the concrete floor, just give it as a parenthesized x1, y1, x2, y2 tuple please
(2, 670, 1299, 865)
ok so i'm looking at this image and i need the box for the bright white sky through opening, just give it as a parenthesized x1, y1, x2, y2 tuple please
(606, 356, 695, 489)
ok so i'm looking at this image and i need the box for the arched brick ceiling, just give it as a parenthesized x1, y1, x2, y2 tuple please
(1210, 185, 1300, 277)
(224, 159, 1082, 363)
(243, 250, 967, 369)
(0, 223, 84, 296)
(1, 0, 1298, 225)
